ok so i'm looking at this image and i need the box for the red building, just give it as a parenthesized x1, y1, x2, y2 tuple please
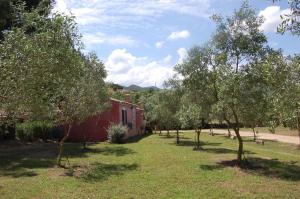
(68, 98, 145, 142)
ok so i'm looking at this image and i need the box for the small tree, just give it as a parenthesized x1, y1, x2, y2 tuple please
(178, 99, 204, 150)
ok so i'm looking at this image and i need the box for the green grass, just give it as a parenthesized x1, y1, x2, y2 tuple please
(241, 127, 298, 137)
(1, 132, 300, 199)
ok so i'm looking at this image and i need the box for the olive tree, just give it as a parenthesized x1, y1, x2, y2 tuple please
(0, 5, 108, 166)
(211, 1, 268, 165)
(178, 95, 205, 150)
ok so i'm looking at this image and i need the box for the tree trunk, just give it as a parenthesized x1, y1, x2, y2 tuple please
(57, 124, 72, 167)
(297, 115, 300, 148)
(159, 127, 162, 136)
(154, 125, 157, 134)
(252, 127, 256, 141)
(195, 129, 202, 150)
(228, 128, 231, 137)
(234, 128, 243, 166)
(176, 128, 179, 144)
(167, 128, 170, 137)
(210, 126, 214, 136)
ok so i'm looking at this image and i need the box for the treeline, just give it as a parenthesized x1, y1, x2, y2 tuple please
(0, 2, 109, 166)
(142, 2, 300, 166)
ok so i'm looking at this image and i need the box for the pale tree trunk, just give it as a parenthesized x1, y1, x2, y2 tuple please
(154, 125, 157, 134)
(57, 124, 72, 167)
(176, 128, 180, 144)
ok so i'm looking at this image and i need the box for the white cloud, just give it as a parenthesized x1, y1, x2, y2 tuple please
(177, 48, 187, 63)
(105, 49, 175, 87)
(155, 41, 165, 48)
(53, 0, 212, 27)
(105, 49, 137, 74)
(168, 30, 190, 40)
(52, 0, 69, 14)
(259, 6, 290, 32)
(83, 32, 136, 47)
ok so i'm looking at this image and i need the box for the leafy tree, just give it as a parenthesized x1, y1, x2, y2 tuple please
(0, 4, 108, 166)
(0, 0, 53, 39)
(271, 54, 300, 145)
(174, 46, 215, 148)
(272, 0, 300, 35)
(178, 95, 205, 150)
(211, 1, 268, 165)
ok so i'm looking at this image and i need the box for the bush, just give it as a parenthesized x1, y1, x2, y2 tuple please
(0, 122, 16, 140)
(107, 124, 128, 144)
(16, 121, 53, 142)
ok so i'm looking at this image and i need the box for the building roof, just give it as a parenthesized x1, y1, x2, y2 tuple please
(110, 98, 144, 110)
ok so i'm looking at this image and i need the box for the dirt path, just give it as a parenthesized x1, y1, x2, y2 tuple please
(207, 129, 299, 145)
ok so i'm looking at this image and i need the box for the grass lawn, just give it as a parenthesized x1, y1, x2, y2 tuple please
(1, 132, 300, 199)
(241, 127, 299, 137)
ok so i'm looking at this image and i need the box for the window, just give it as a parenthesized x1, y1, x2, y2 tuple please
(122, 109, 127, 125)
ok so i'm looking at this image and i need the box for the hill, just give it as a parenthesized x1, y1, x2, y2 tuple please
(123, 84, 160, 92)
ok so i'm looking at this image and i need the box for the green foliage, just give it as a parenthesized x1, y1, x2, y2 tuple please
(0, 0, 53, 39)
(276, 0, 300, 35)
(107, 124, 128, 144)
(267, 121, 277, 134)
(177, 103, 203, 130)
(0, 3, 109, 165)
(16, 121, 53, 141)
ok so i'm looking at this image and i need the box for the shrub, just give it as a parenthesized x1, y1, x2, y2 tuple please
(16, 121, 53, 142)
(0, 122, 16, 140)
(107, 124, 128, 144)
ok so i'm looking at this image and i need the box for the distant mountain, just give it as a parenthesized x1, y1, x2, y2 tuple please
(123, 84, 160, 92)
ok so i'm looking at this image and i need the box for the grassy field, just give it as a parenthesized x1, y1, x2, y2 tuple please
(241, 127, 298, 137)
(0, 132, 300, 199)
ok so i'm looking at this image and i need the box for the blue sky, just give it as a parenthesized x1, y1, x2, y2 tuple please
(53, 0, 300, 87)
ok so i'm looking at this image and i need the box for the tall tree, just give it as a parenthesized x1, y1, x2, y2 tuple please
(211, 1, 268, 165)
(0, 4, 108, 166)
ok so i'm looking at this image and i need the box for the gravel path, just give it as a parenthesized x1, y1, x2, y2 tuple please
(208, 129, 300, 145)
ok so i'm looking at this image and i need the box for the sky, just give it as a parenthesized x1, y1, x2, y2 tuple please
(52, 0, 300, 87)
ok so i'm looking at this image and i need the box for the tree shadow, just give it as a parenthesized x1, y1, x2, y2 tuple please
(71, 162, 139, 182)
(126, 133, 152, 143)
(199, 164, 224, 171)
(200, 157, 300, 181)
(171, 140, 222, 147)
(159, 135, 176, 139)
(0, 142, 100, 178)
(100, 146, 136, 156)
(203, 148, 255, 155)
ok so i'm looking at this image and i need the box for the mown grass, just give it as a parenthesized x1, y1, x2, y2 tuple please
(0, 132, 300, 199)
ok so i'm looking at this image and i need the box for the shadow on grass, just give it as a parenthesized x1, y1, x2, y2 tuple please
(0, 141, 102, 178)
(126, 133, 152, 143)
(174, 140, 222, 147)
(100, 146, 136, 156)
(74, 162, 139, 182)
(200, 157, 300, 181)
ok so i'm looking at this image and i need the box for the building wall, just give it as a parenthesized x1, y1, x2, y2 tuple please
(68, 99, 120, 142)
(68, 99, 144, 142)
